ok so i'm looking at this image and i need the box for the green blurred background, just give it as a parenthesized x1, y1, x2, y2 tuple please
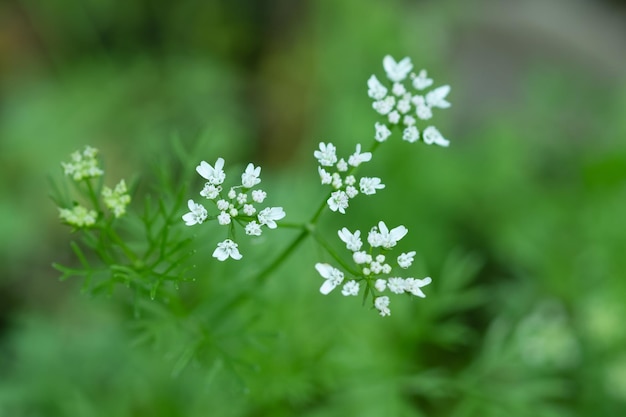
(2, 0, 626, 415)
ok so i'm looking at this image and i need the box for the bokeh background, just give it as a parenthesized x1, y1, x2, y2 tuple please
(2, 0, 626, 415)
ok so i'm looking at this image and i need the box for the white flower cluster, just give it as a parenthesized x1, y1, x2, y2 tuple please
(183, 157, 286, 261)
(368, 55, 451, 147)
(315, 221, 432, 317)
(58, 205, 98, 228)
(61, 146, 104, 181)
(314, 142, 385, 214)
(102, 179, 131, 218)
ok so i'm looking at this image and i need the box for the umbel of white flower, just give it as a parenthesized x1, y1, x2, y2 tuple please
(183, 157, 286, 261)
(368, 55, 451, 147)
(61, 146, 104, 181)
(314, 221, 432, 317)
(314, 142, 384, 214)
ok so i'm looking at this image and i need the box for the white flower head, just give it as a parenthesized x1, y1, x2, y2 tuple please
(327, 190, 349, 214)
(315, 263, 345, 295)
(338, 227, 362, 252)
(403, 115, 416, 126)
(59, 205, 98, 227)
(318, 167, 332, 185)
(258, 207, 285, 229)
(353, 251, 369, 264)
(217, 211, 231, 225)
(375, 122, 392, 142)
(101, 179, 131, 218)
(375, 279, 387, 292)
(227, 188, 237, 199)
(372, 96, 396, 115)
(397, 97, 411, 114)
(370, 221, 408, 249)
(388, 110, 400, 124)
(200, 183, 221, 200)
(359, 177, 385, 195)
(387, 277, 405, 294)
(397, 251, 416, 269)
(383, 55, 413, 82)
(336, 158, 348, 172)
(423, 126, 450, 147)
(426, 85, 451, 109)
(243, 204, 256, 216)
(348, 144, 372, 167)
(314, 142, 338, 167)
(392, 82, 406, 96)
(251, 189, 267, 203)
(403, 126, 420, 143)
(61, 146, 104, 181)
(342, 280, 360, 296)
(412, 69, 433, 90)
(416, 104, 433, 120)
(404, 277, 432, 298)
(367, 75, 388, 100)
(212, 239, 243, 261)
(196, 158, 226, 185)
(375, 296, 391, 316)
(245, 221, 262, 236)
(241, 163, 261, 188)
(345, 185, 358, 199)
(182, 199, 208, 226)
(216, 199, 229, 211)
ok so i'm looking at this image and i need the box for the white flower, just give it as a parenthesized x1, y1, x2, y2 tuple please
(251, 189, 266, 203)
(383, 55, 413, 82)
(344, 175, 356, 185)
(348, 144, 372, 167)
(403, 115, 416, 126)
(388, 110, 400, 124)
(374, 122, 392, 142)
(212, 239, 243, 261)
(314, 142, 338, 167)
(196, 158, 226, 185)
(182, 199, 208, 226)
(425, 85, 451, 109)
(61, 146, 104, 181)
(370, 221, 407, 249)
(370, 261, 383, 274)
(243, 204, 256, 216)
(412, 69, 433, 90)
(397, 251, 416, 268)
(245, 221, 262, 236)
(345, 186, 358, 198)
(327, 190, 349, 214)
(342, 280, 360, 296)
(318, 167, 332, 184)
(423, 126, 450, 147)
(338, 227, 362, 252)
(216, 199, 229, 211)
(237, 193, 247, 204)
(382, 264, 392, 274)
(404, 277, 432, 297)
(59, 205, 98, 227)
(353, 251, 369, 264)
(227, 188, 237, 199)
(387, 277, 405, 294)
(241, 163, 261, 188)
(258, 207, 285, 229)
(200, 183, 221, 199)
(402, 126, 420, 143)
(375, 254, 385, 263)
(336, 158, 348, 172)
(359, 177, 385, 195)
(367, 75, 388, 100)
(397, 97, 411, 114)
(217, 211, 231, 225)
(101, 179, 131, 218)
(375, 279, 387, 292)
(229, 207, 238, 217)
(374, 296, 391, 316)
(315, 263, 345, 295)
(392, 82, 406, 96)
(416, 104, 433, 120)
(372, 96, 396, 115)
(331, 173, 343, 189)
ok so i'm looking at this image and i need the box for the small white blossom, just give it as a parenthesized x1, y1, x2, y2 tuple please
(241, 163, 261, 188)
(423, 126, 450, 147)
(374, 122, 392, 142)
(375, 254, 386, 263)
(342, 280, 360, 296)
(388, 110, 400, 124)
(403, 115, 416, 126)
(382, 264, 392, 274)
(217, 211, 231, 225)
(327, 190, 349, 214)
(331, 173, 343, 189)
(227, 188, 237, 199)
(314, 142, 338, 167)
(196, 158, 226, 185)
(397, 251, 416, 268)
(243, 204, 256, 216)
(369, 221, 407, 249)
(229, 207, 238, 217)
(359, 177, 385, 195)
(216, 199, 229, 211)
(397, 97, 411, 114)
(370, 261, 383, 274)
(426, 85, 451, 109)
(315, 263, 345, 295)
(336, 158, 348, 172)
(102, 179, 131, 218)
(375, 296, 391, 316)
(388, 277, 405, 294)
(59, 205, 98, 227)
(344, 175, 356, 185)
(245, 221, 262, 236)
(200, 183, 221, 199)
(345, 186, 358, 198)
(338, 228, 362, 252)
(61, 146, 104, 181)
(362, 267, 371, 275)
(348, 144, 372, 167)
(416, 104, 433, 120)
(353, 251, 369, 264)
(237, 193, 247, 204)
(383, 55, 413, 82)
(258, 207, 286, 229)
(182, 199, 208, 226)
(367, 75, 388, 100)
(402, 126, 420, 143)
(404, 277, 432, 297)
(375, 279, 387, 292)
(412, 69, 433, 90)
(212, 239, 242, 261)
(318, 167, 332, 185)
(251, 189, 267, 203)
(372, 96, 396, 115)
(392, 82, 406, 96)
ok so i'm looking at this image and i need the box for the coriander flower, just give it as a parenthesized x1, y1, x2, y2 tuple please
(314, 142, 338, 167)
(245, 221, 262, 236)
(315, 263, 345, 295)
(359, 177, 385, 195)
(101, 179, 131, 218)
(367, 75, 388, 100)
(241, 163, 261, 188)
(425, 85, 451, 109)
(412, 69, 433, 90)
(402, 126, 419, 143)
(383, 55, 413, 82)
(59, 205, 97, 227)
(374, 122, 392, 142)
(397, 251, 416, 269)
(182, 199, 208, 226)
(387, 277, 405, 294)
(213, 239, 243, 261)
(201, 183, 221, 199)
(251, 189, 267, 203)
(257, 207, 286, 229)
(217, 211, 231, 225)
(368, 221, 407, 249)
(338, 227, 362, 252)
(327, 190, 349, 214)
(422, 126, 450, 147)
(404, 277, 432, 297)
(342, 280, 360, 296)
(348, 144, 372, 167)
(61, 146, 104, 181)
(196, 158, 226, 185)
(375, 296, 391, 316)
